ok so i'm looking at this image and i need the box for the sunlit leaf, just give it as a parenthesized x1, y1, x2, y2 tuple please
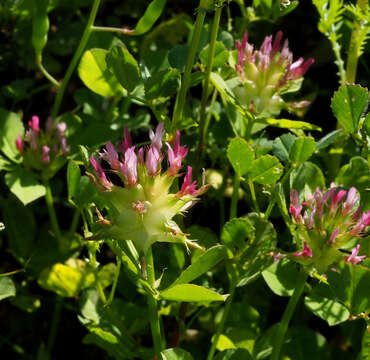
(331, 84, 368, 133)
(78, 49, 124, 97)
(227, 137, 254, 175)
(160, 284, 225, 302)
(0, 277, 16, 301)
(134, 0, 167, 36)
(249, 155, 283, 184)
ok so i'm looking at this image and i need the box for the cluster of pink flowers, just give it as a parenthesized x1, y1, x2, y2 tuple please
(234, 30, 314, 116)
(288, 186, 368, 271)
(88, 123, 208, 254)
(89, 123, 202, 197)
(16, 115, 69, 167)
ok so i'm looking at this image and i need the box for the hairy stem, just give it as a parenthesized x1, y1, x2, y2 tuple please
(51, 0, 101, 119)
(345, 0, 369, 83)
(271, 271, 308, 360)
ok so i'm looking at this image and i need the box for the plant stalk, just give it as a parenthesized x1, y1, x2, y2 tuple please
(145, 247, 164, 358)
(271, 271, 308, 360)
(206, 283, 236, 360)
(230, 173, 240, 219)
(172, 0, 209, 130)
(106, 258, 121, 306)
(196, 0, 224, 171)
(38, 62, 60, 88)
(46, 296, 63, 358)
(51, 0, 101, 120)
(44, 181, 62, 242)
(345, 0, 369, 83)
(248, 178, 260, 214)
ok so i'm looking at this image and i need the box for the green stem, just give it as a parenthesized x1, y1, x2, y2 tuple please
(204, 88, 218, 136)
(264, 166, 293, 221)
(38, 62, 60, 88)
(271, 271, 308, 360)
(91, 25, 134, 34)
(51, 0, 101, 119)
(87, 242, 107, 304)
(172, 0, 209, 130)
(0, 269, 24, 277)
(68, 208, 80, 235)
(145, 247, 164, 358)
(44, 181, 62, 242)
(206, 283, 236, 360)
(196, 1, 224, 171)
(247, 178, 260, 214)
(230, 173, 240, 219)
(46, 296, 63, 358)
(106, 258, 121, 306)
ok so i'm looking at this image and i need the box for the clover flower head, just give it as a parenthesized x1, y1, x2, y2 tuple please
(234, 30, 314, 116)
(288, 186, 368, 273)
(15, 115, 70, 178)
(88, 123, 209, 254)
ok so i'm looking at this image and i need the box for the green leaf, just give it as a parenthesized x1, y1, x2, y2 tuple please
(168, 45, 189, 72)
(134, 0, 167, 36)
(272, 133, 297, 162)
(260, 118, 322, 131)
(221, 218, 255, 255)
(210, 72, 245, 115)
(336, 157, 370, 210)
(227, 137, 254, 175)
(144, 68, 181, 100)
(290, 162, 325, 199)
(3, 197, 36, 262)
(80, 290, 139, 359)
(331, 84, 368, 133)
(200, 41, 229, 69)
(262, 258, 301, 296)
(236, 214, 276, 287)
(161, 348, 194, 360)
(160, 284, 225, 302)
(78, 48, 124, 97)
(214, 349, 253, 360)
(289, 137, 316, 164)
(283, 326, 330, 360)
(5, 166, 46, 205)
(249, 155, 283, 184)
(305, 293, 350, 326)
(213, 334, 236, 351)
(0, 277, 16, 301)
(361, 323, 370, 360)
(0, 154, 12, 171)
(0, 108, 24, 162)
(315, 129, 343, 151)
(106, 46, 141, 93)
(73, 176, 98, 208)
(326, 261, 370, 315)
(172, 245, 228, 286)
(364, 112, 370, 135)
(67, 160, 81, 200)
